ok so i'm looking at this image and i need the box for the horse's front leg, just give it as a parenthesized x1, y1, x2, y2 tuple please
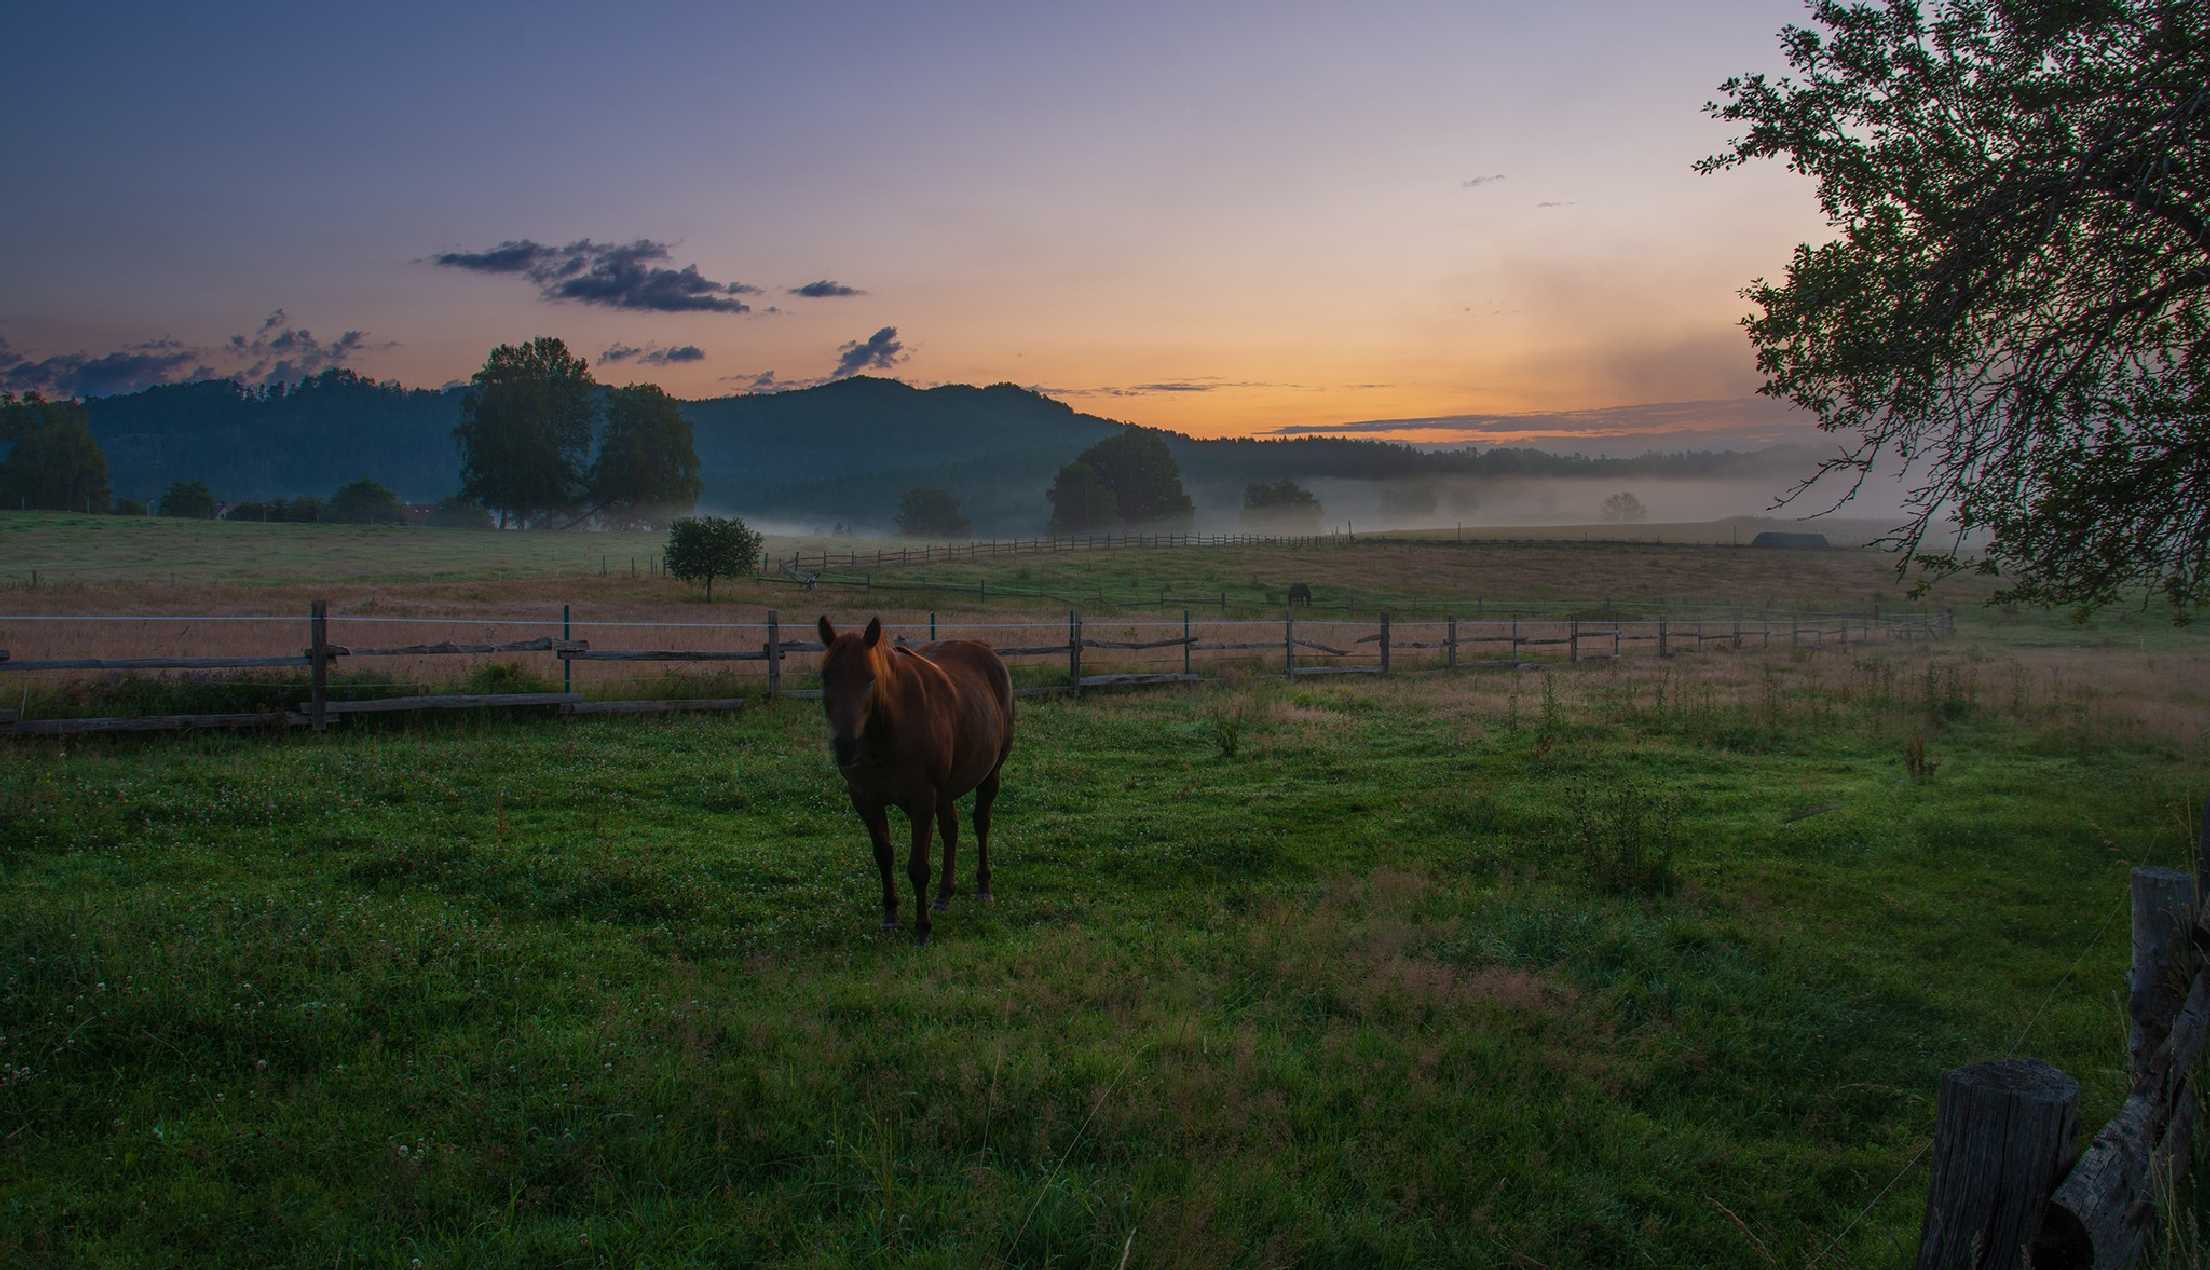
(904, 795, 937, 945)
(851, 792, 897, 929)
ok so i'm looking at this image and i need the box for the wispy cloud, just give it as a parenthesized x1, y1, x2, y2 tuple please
(1535, 200, 1576, 209)
(3, 310, 388, 397)
(789, 279, 863, 298)
(226, 309, 385, 385)
(429, 238, 759, 313)
(1462, 173, 1507, 188)
(4, 338, 208, 398)
(830, 326, 905, 379)
(1040, 376, 1354, 398)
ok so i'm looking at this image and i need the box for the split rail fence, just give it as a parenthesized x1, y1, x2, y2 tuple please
(0, 602, 1950, 736)
(1914, 803, 2210, 1269)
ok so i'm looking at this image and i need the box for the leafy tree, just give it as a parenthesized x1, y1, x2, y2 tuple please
(0, 411, 110, 512)
(663, 514, 761, 602)
(589, 384, 702, 529)
(1701, 0, 2210, 616)
(894, 486, 972, 537)
(327, 479, 408, 524)
(159, 481, 216, 519)
(1045, 460, 1118, 534)
(1241, 479, 1323, 531)
(427, 494, 494, 529)
(1599, 492, 1648, 524)
(1078, 430, 1196, 526)
(453, 337, 597, 529)
(114, 497, 148, 516)
(282, 497, 323, 523)
(2, 392, 88, 444)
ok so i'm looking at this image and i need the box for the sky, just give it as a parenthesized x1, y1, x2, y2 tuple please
(0, 0, 1836, 451)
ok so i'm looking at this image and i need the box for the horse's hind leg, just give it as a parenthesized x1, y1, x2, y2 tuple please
(972, 767, 1001, 902)
(933, 798, 960, 912)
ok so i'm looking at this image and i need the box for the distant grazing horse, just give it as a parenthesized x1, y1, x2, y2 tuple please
(817, 617, 1015, 944)
(1287, 582, 1314, 606)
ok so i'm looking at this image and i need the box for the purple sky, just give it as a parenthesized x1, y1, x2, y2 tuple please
(0, 0, 1833, 447)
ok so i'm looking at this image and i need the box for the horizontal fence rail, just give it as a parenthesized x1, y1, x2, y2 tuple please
(0, 600, 1953, 736)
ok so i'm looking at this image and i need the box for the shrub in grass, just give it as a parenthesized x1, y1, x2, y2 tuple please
(1567, 778, 1681, 897)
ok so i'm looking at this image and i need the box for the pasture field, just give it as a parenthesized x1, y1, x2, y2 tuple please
(5, 631, 2210, 1267)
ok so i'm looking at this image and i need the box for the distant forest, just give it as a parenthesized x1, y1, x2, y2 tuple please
(77, 370, 1816, 532)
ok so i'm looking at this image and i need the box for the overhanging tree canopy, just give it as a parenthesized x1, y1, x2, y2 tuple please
(1701, 0, 2208, 616)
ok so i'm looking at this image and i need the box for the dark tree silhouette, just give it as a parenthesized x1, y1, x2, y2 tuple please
(590, 384, 703, 529)
(158, 480, 216, 519)
(894, 487, 972, 537)
(1702, 0, 2210, 615)
(663, 514, 761, 602)
(454, 338, 596, 528)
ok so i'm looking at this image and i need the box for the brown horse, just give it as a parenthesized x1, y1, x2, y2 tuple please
(816, 616, 1015, 944)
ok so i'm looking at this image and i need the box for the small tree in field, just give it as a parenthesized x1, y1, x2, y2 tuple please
(895, 486, 972, 537)
(664, 514, 761, 603)
(327, 479, 408, 524)
(159, 480, 216, 519)
(1600, 492, 1648, 524)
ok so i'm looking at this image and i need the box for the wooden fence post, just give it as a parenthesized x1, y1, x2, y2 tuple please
(766, 609, 780, 699)
(1568, 618, 1579, 664)
(1657, 617, 1668, 658)
(1379, 612, 1391, 675)
(1284, 608, 1294, 680)
(1732, 617, 1742, 651)
(2130, 867, 2195, 1080)
(308, 600, 329, 733)
(1914, 1059, 2081, 1270)
(1510, 613, 1520, 664)
(2197, 795, 2210, 904)
(1791, 616, 1800, 649)
(562, 603, 572, 695)
(1069, 610, 1082, 694)
(1446, 615, 1457, 670)
(1183, 609, 1192, 677)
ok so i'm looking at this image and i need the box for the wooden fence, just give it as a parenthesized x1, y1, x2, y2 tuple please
(1914, 805, 2210, 1269)
(0, 601, 1951, 736)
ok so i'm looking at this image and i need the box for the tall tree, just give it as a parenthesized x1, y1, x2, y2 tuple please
(589, 384, 702, 529)
(1241, 478, 1323, 531)
(894, 486, 972, 537)
(327, 478, 408, 524)
(1078, 430, 1195, 526)
(1599, 492, 1648, 524)
(1045, 460, 1118, 534)
(1701, 0, 2210, 616)
(453, 337, 597, 528)
(0, 409, 110, 512)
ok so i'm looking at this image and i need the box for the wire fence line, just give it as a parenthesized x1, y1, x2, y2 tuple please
(0, 598, 1954, 736)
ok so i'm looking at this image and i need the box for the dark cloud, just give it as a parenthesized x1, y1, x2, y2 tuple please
(789, 279, 863, 298)
(1262, 397, 1814, 448)
(829, 326, 906, 379)
(227, 309, 376, 385)
(1462, 173, 1507, 188)
(5, 338, 207, 398)
(751, 370, 778, 389)
(430, 238, 757, 313)
(603, 342, 706, 366)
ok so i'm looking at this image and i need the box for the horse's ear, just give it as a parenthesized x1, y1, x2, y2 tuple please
(863, 617, 882, 648)
(817, 616, 836, 645)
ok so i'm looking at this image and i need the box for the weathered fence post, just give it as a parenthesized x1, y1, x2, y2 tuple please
(1069, 610, 1082, 695)
(1183, 609, 1192, 677)
(1446, 615, 1457, 670)
(2197, 795, 2210, 903)
(1568, 618, 1579, 664)
(1510, 613, 1520, 664)
(1791, 616, 1800, 649)
(2130, 867, 2195, 1079)
(308, 600, 329, 732)
(766, 609, 781, 699)
(929, 611, 937, 640)
(562, 603, 572, 695)
(1284, 608, 1294, 680)
(1914, 1059, 2081, 1270)
(1657, 617, 1668, 658)
(1732, 617, 1742, 651)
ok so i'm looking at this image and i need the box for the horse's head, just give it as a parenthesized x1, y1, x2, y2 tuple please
(816, 616, 883, 767)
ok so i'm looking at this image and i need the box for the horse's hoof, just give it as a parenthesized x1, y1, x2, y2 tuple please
(931, 896, 950, 912)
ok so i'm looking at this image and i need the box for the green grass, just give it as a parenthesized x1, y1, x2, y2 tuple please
(5, 659, 2204, 1267)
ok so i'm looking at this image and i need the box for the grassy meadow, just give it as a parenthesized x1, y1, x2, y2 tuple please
(4, 510, 2210, 1266)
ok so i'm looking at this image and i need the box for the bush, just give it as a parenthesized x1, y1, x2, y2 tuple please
(159, 481, 216, 519)
(327, 479, 407, 525)
(113, 498, 148, 516)
(1567, 779, 1680, 897)
(663, 514, 762, 603)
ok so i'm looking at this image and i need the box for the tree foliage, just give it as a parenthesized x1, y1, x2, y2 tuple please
(590, 384, 702, 529)
(159, 480, 216, 519)
(454, 338, 597, 528)
(1241, 478, 1324, 530)
(327, 479, 408, 525)
(0, 398, 110, 512)
(1599, 492, 1649, 524)
(1702, 0, 2210, 616)
(894, 486, 972, 537)
(226, 497, 322, 523)
(1046, 431, 1194, 533)
(427, 494, 494, 529)
(663, 514, 761, 602)
(1045, 460, 1119, 534)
